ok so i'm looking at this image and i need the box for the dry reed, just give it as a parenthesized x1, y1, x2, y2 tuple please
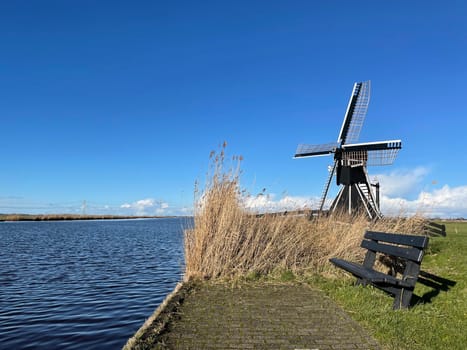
(184, 145, 426, 280)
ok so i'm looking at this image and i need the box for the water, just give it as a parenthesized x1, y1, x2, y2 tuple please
(0, 218, 189, 349)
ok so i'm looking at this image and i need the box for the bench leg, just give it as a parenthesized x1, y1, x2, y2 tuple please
(356, 278, 369, 286)
(393, 288, 413, 310)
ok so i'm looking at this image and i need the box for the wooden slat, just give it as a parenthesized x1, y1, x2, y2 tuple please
(329, 258, 414, 287)
(428, 222, 445, 230)
(361, 240, 424, 262)
(424, 222, 447, 237)
(364, 231, 429, 249)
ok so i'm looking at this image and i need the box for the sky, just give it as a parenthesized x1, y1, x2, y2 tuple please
(1, 1, 466, 218)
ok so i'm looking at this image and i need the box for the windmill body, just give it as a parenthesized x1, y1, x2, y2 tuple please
(294, 81, 402, 219)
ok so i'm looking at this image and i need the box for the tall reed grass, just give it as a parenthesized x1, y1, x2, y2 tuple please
(184, 146, 426, 280)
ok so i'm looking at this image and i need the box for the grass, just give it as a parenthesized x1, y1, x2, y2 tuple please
(309, 221, 467, 350)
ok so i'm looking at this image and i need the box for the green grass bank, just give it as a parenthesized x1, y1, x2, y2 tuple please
(309, 220, 467, 350)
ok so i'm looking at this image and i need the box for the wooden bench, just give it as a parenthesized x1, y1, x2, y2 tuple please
(330, 231, 429, 309)
(424, 221, 446, 237)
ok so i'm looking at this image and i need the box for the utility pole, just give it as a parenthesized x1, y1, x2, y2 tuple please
(81, 200, 87, 216)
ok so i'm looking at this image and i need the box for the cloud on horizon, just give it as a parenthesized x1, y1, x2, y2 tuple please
(243, 193, 320, 213)
(3, 167, 465, 218)
(381, 184, 467, 218)
(120, 198, 171, 216)
(241, 167, 467, 218)
(373, 167, 430, 198)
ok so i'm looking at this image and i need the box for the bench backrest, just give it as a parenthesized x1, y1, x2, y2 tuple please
(424, 221, 446, 237)
(362, 231, 429, 263)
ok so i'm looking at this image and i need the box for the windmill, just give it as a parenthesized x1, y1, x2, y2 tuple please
(294, 81, 401, 219)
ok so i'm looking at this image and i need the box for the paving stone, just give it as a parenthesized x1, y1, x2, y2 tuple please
(132, 282, 381, 350)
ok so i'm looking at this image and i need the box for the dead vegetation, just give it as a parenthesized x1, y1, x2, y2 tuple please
(184, 145, 426, 280)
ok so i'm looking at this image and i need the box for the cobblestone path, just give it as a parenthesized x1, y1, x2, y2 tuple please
(131, 282, 380, 350)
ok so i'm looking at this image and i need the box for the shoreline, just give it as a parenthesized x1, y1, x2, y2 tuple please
(122, 281, 190, 350)
(0, 214, 187, 222)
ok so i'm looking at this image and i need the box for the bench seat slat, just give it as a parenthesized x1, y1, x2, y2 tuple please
(365, 231, 429, 249)
(361, 240, 424, 262)
(330, 258, 414, 287)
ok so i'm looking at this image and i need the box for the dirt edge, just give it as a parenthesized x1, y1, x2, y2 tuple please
(122, 281, 196, 350)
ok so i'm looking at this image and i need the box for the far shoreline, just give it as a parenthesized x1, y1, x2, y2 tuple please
(0, 214, 189, 222)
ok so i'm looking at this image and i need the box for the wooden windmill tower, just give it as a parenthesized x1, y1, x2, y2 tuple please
(294, 81, 402, 219)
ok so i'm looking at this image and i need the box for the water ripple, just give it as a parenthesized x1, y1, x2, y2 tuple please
(0, 218, 189, 349)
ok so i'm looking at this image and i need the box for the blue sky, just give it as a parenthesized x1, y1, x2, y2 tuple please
(1, 1, 466, 217)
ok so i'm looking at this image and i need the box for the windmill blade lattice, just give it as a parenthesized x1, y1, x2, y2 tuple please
(338, 81, 371, 145)
(342, 140, 402, 166)
(294, 142, 339, 158)
(319, 160, 337, 211)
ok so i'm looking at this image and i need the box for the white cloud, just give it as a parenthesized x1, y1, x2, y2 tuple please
(374, 167, 467, 217)
(240, 168, 433, 214)
(382, 185, 467, 218)
(239, 167, 467, 218)
(373, 167, 429, 198)
(120, 198, 160, 216)
(243, 194, 319, 213)
(118, 199, 191, 216)
(155, 202, 170, 215)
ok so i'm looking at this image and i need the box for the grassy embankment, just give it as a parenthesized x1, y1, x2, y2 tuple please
(184, 146, 466, 349)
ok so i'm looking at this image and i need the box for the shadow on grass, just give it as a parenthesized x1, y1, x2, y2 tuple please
(411, 270, 456, 306)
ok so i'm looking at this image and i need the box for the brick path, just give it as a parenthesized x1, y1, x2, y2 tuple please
(129, 282, 380, 350)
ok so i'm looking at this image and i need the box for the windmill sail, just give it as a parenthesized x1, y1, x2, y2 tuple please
(342, 140, 402, 166)
(294, 142, 338, 158)
(319, 160, 337, 211)
(294, 80, 401, 219)
(337, 81, 371, 145)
